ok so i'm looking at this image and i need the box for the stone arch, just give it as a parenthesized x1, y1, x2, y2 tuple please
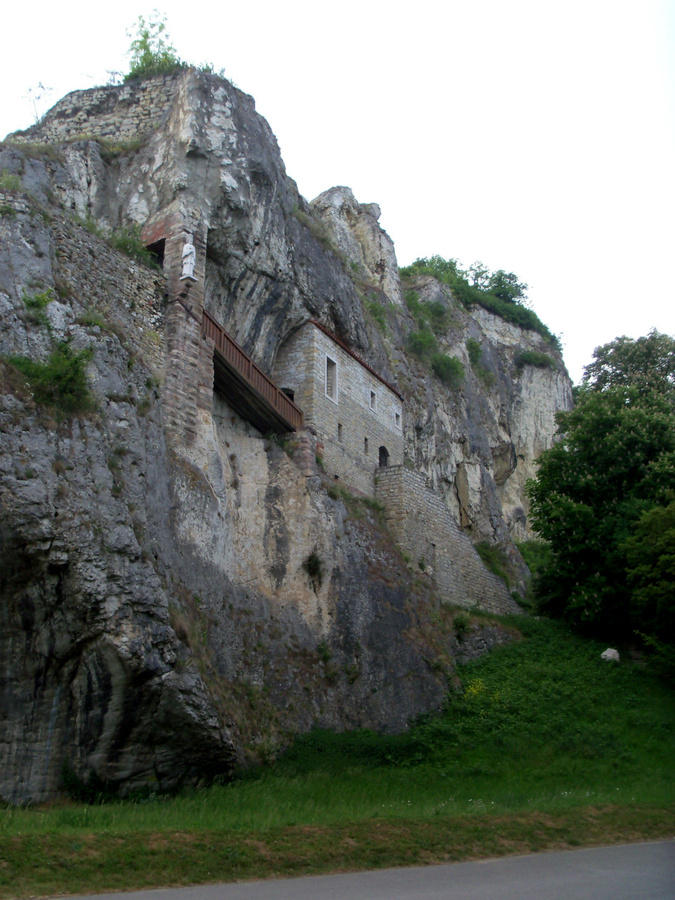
(378, 445, 389, 468)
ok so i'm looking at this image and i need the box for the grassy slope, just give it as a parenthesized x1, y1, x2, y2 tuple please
(2, 618, 673, 897)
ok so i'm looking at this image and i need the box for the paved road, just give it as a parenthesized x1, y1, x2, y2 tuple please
(63, 840, 675, 900)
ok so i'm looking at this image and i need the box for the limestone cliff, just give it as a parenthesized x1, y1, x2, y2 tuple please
(309, 187, 572, 546)
(0, 69, 571, 803)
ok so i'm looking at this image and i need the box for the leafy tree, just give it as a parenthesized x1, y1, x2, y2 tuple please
(527, 333, 675, 643)
(125, 13, 187, 81)
(488, 269, 528, 303)
(623, 499, 675, 642)
(466, 261, 491, 290)
(582, 330, 675, 399)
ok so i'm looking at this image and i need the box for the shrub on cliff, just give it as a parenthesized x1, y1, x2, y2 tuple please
(125, 14, 187, 81)
(8, 342, 93, 414)
(431, 352, 464, 388)
(407, 328, 436, 360)
(124, 14, 225, 82)
(514, 349, 556, 370)
(109, 225, 160, 268)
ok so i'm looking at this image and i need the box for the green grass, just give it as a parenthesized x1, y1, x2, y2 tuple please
(2, 808, 674, 899)
(1, 618, 673, 897)
(0, 169, 21, 192)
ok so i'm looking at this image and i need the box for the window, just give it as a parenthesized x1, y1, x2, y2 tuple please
(338, 423, 343, 442)
(395, 411, 401, 429)
(364, 437, 369, 454)
(370, 390, 377, 411)
(379, 446, 389, 468)
(325, 356, 337, 401)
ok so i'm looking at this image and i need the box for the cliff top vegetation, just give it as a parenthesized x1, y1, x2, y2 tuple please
(400, 255, 560, 349)
(125, 13, 224, 82)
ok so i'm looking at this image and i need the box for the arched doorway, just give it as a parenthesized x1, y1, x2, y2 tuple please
(378, 446, 389, 468)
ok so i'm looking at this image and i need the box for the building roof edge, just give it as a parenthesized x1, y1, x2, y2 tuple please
(308, 320, 404, 401)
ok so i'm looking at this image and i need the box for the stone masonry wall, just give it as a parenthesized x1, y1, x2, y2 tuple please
(53, 207, 212, 449)
(272, 325, 316, 425)
(274, 323, 403, 495)
(375, 466, 521, 615)
(9, 76, 182, 145)
(52, 216, 167, 375)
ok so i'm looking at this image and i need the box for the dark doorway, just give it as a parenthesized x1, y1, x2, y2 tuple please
(146, 238, 166, 269)
(379, 446, 389, 468)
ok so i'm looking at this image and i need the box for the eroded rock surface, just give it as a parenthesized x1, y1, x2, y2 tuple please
(0, 70, 572, 802)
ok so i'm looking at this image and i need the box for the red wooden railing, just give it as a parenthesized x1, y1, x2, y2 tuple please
(202, 309, 303, 431)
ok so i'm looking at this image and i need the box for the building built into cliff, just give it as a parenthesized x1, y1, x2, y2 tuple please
(273, 321, 403, 495)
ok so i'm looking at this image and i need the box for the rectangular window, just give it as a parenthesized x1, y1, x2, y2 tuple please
(338, 423, 343, 442)
(395, 411, 401, 429)
(364, 437, 369, 454)
(370, 390, 376, 411)
(325, 356, 337, 401)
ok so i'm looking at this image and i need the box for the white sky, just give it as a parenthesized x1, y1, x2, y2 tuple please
(2, 0, 674, 383)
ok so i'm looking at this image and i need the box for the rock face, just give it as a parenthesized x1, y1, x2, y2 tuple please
(0, 69, 572, 803)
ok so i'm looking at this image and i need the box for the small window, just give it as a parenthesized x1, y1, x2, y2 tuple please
(281, 388, 295, 402)
(364, 437, 369, 455)
(338, 423, 343, 442)
(326, 356, 337, 401)
(370, 390, 376, 410)
(395, 411, 401, 429)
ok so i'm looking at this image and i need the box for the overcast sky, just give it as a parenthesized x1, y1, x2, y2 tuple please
(2, 0, 674, 383)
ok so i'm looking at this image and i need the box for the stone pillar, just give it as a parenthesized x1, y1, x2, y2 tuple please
(143, 211, 211, 447)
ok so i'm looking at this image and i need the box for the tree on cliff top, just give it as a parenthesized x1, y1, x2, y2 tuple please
(125, 13, 187, 81)
(399, 255, 556, 347)
(526, 331, 675, 662)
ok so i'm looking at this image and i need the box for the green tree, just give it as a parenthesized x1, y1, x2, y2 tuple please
(582, 329, 675, 399)
(125, 13, 186, 81)
(526, 333, 675, 640)
(623, 499, 675, 642)
(466, 261, 491, 290)
(488, 269, 528, 303)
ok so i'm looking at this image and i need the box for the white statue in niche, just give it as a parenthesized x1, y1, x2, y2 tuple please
(180, 234, 197, 281)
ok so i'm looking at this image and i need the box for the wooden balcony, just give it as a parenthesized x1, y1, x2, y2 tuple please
(202, 309, 303, 433)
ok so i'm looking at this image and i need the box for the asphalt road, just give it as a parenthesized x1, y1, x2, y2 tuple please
(60, 840, 675, 900)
